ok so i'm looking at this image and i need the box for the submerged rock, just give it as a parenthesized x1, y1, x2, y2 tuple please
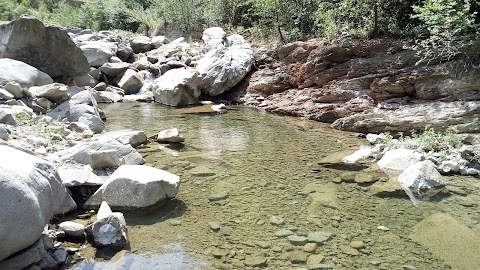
(398, 160, 445, 203)
(84, 165, 180, 209)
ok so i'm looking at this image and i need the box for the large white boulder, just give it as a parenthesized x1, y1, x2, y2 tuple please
(377, 148, 423, 177)
(0, 58, 53, 88)
(48, 137, 144, 165)
(27, 83, 70, 104)
(84, 165, 180, 209)
(151, 68, 202, 106)
(196, 31, 254, 96)
(117, 69, 143, 95)
(398, 160, 445, 202)
(80, 42, 117, 67)
(0, 144, 73, 261)
(99, 62, 130, 77)
(130, 36, 154, 53)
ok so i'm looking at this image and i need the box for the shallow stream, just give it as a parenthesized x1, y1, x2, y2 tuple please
(71, 102, 480, 270)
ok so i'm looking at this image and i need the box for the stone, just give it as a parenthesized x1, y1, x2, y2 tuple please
(0, 88, 14, 100)
(59, 221, 86, 237)
(75, 73, 97, 87)
(99, 62, 130, 77)
(303, 243, 318, 253)
(94, 82, 108, 91)
(117, 69, 143, 95)
(244, 256, 267, 267)
(349, 240, 365, 249)
(196, 32, 254, 96)
(354, 173, 378, 184)
(0, 58, 53, 88)
(157, 128, 185, 143)
(208, 222, 221, 231)
(289, 251, 308, 264)
(398, 160, 446, 202)
(0, 108, 16, 126)
(438, 160, 460, 174)
(269, 215, 285, 225)
(48, 90, 101, 122)
(340, 245, 360, 256)
(35, 97, 54, 110)
(0, 144, 72, 261)
(151, 68, 202, 107)
(208, 191, 229, 201)
(0, 124, 9, 140)
(307, 231, 332, 244)
(52, 249, 68, 265)
(90, 150, 125, 170)
(366, 133, 386, 144)
(377, 148, 423, 177)
(411, 213, 480, 270)
(92, 90, 124, 103)
(288, 235, 309, 246)
(48, 137, 144, 165)
(0, 239, 46, 270)
(27, 83, 70, 103)
(275, 229, 295, 237)
(341, 146, 372, 164)
(93, 130, 148, 148)
(247, 68, 292, 94)
(89, 211, 128, 250)
(78, 113, 105, 134)
(307, 254, 325, 266)
(58, 168, 104, 187)
(0, 17, 89, 78)
(130, 36, 154, 53)
(152, 35, 170, 48)
(2, 81, 24, 98)
(80, 42, 116, 67)
(84, 165, 180, 209)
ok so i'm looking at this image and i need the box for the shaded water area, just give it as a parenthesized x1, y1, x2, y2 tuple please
(72, 103, 480, 270)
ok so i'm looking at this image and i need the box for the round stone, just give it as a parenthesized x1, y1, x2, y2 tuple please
(303, 242, 318, 253)
(59, 221, 85, 237)
(288, 235, 308, 246)
(350, 240, 365, 249)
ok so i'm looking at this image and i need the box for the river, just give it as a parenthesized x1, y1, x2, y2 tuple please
(70, 102, 480, 270)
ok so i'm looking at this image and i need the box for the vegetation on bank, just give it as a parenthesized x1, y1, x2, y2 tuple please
(1, 0, 479, 59)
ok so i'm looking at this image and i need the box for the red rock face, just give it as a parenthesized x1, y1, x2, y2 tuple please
(243, 38, 480, 133)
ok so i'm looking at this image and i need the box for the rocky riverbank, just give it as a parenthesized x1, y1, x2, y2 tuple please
(239, 38, 480, 134)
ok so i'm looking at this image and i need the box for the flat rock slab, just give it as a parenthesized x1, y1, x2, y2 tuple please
(410, 212, 480, 270)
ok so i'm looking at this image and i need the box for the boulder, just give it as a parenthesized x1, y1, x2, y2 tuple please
(48, 90, 100, 122)
(202, 27, 227, 52)
(84, 165, 180, 209)
(80, 42, 116, 67)
(151, 68, 202, 106)
(116, 44, 134, 62)
(130, 36, 154, 53)
(247, 68, 292, 95)
(2, 81, 24, 98)
(88, 208, 127, 250)
(0, 145, 72, 261)
(0, 238, 46, 270)
(0, 88, 14, 100)
(196, 33, 254, 96)
(332, 101, 480, 134)
(48, 137, 144, 165)
(57, 168, 104, 187)
(398, 160, 445, 202)
(117, 69, 143, 95)
(152, 35, 170, 48)
(377, 148, 423, 177)
(0, 124, 9, 140)
(27, 83, 70, 104)
(90, 149, 125, 170)
(0, 58, 53, 88)
(99, 62, 130, 77)
(35, 97, 54, 110)
(75, 73, 97, 87)
(0, 17, 89, 78)
(93, 130, 148, 148)
(0, 107, 16, 125)
(157, 128, 185, 143)
(59, 221, 85, 237)
(92, 90, 124, 103)
(78, 113, 105, 134)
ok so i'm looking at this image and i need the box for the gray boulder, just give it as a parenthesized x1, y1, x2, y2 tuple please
(0, 124, 9, 140)
(84, 165, 180, 209)
(0, 145, 72, 261)
(157, 128, 185, 143)
(48, 90, 101, 122)
(88, 205, 128, 250)
(151, 68, 202, 106)
(0, 108, 16, 126)
(130, 36, 154, 53)
(0, 88, 14, 100)
(78, 113, 105, 134)
(75, 73, 97, 87)
(27, 83, 70, 104)
(377, 148, 423, 177)
(117, 69, 143, 94)
(57, 168, 104, 187)
(202, 27, 227, 51)
(90, 149, 125, 170)
(0, 238, 46, 270)
(0, 58, 53, 88)
(80, 42, 116, 67)
(2, 81, 24, 98)
(0, 17, 89, 78)
(99, 62, 130, 77)
(196, 31, 254, 96)
(398, 160, 446, 202)
(48, 137, 144, 165)
(93, 130, 148, 148)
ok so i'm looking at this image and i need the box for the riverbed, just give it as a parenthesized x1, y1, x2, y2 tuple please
(70, 102, 480, 270)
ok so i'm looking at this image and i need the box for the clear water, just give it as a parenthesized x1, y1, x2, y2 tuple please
(72, 102, 480, 270)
